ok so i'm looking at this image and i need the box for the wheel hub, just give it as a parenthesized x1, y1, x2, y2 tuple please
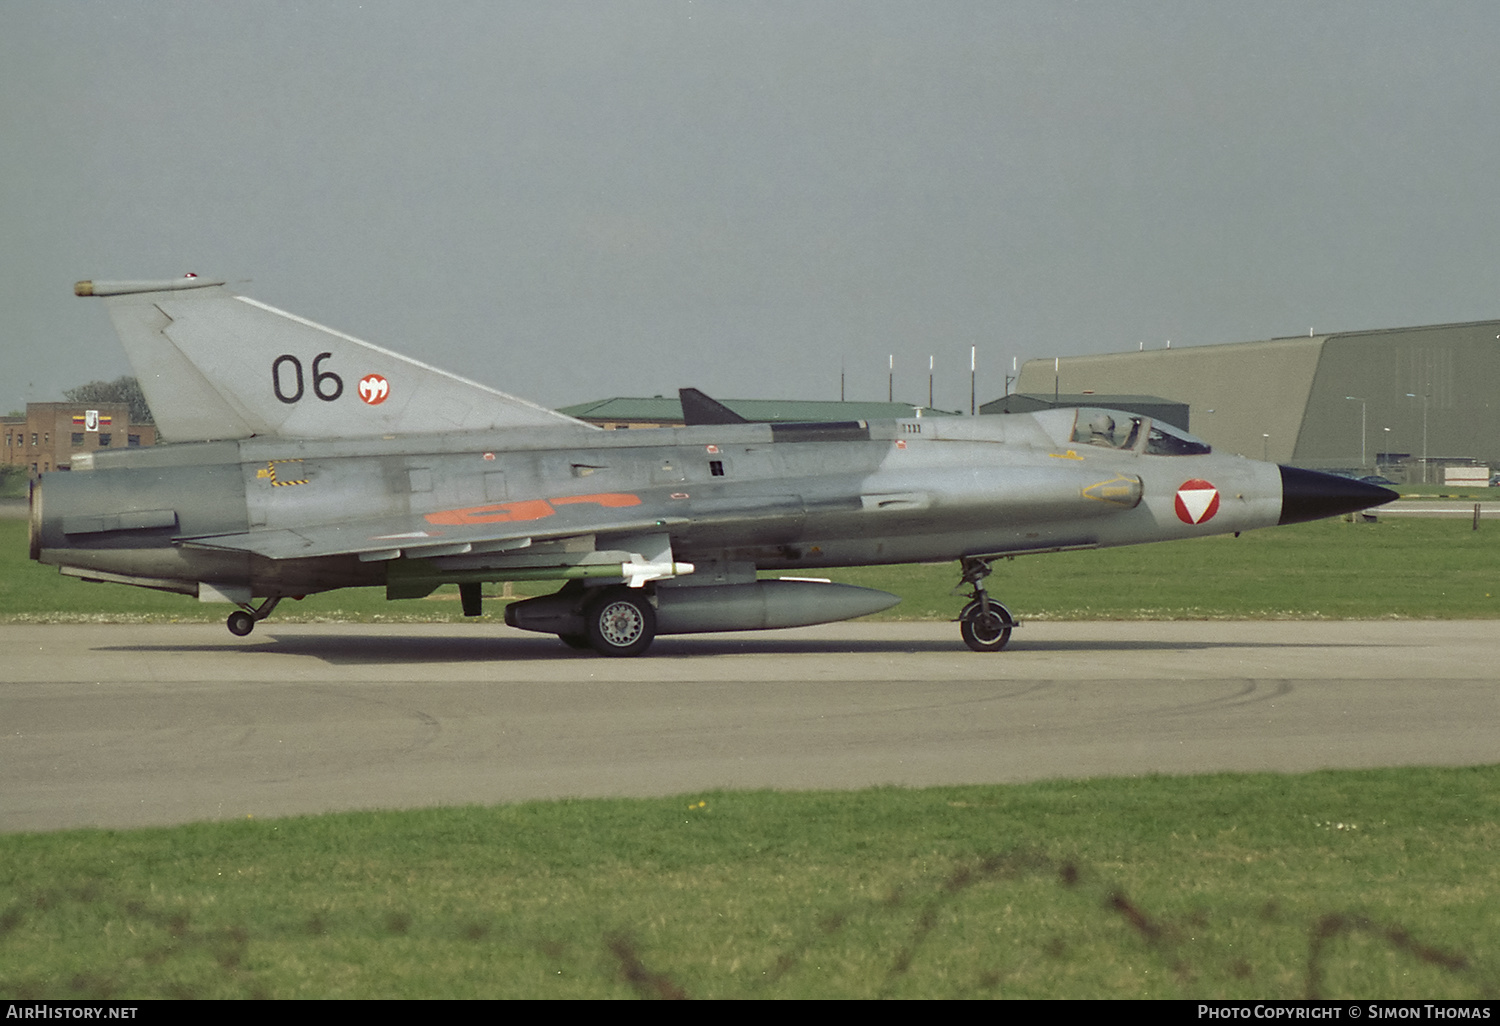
(970, 612, 1007, 642)
(598, 601, 645, 647)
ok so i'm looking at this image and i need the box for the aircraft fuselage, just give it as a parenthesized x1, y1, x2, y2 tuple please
(35, 408, 1284, 599)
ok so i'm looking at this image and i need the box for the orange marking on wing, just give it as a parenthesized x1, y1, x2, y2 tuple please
(422, 492, 641, 527)
(424, 499, 556, 526)
(551, 492, 642, 509)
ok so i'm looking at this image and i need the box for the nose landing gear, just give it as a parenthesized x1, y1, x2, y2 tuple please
(956, 557, 1017, 652)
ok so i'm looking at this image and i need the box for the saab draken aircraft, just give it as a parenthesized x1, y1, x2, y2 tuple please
(30, 276, 1396, 655)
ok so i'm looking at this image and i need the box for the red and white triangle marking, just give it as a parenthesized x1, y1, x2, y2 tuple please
(1174, 479, 1220, 524)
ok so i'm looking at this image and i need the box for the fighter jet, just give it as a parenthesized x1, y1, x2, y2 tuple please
(31, 276, 1396, 655)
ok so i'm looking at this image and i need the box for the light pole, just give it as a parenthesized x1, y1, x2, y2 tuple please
(1344, 396, 1367, 469)
(1406, 393, 1428, 483)
(1262, 433, 1270, 461)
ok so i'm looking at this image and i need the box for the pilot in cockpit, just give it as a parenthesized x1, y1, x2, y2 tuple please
(1087, 412, 1116, 446)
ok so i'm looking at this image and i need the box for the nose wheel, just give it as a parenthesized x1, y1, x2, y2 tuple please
(959, 599, 1015, 652)
(956, 557, 1018, 652)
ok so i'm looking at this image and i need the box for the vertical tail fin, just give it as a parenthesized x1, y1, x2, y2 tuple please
(679, 387, 751, 426)
(75, 276, 590, 441)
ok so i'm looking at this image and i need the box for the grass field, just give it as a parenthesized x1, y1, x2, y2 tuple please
(2, 767, 1496, 1000)
(4, 513, 1498, 623)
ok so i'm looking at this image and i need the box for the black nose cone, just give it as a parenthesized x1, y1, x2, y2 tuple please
(1279, 466, 1399, 525)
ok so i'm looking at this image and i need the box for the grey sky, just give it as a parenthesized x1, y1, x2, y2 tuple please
(4, 1, 1498, 414)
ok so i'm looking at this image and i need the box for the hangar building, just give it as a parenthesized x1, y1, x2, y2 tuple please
(1014, 319, 1500, 480)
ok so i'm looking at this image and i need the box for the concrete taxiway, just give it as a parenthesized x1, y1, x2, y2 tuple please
(2, 620, 1496, 833)
(1381, 499, 1499, 518)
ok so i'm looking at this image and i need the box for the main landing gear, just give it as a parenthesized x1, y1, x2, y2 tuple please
(582, 586, 656, 657)
(226, 596, 282, 637)
(956, 557, 1017, 652)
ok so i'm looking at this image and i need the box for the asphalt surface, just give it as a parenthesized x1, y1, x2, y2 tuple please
(2, 620, 1495, 833)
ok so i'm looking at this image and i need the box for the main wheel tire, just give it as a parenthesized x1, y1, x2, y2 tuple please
(959, 600, 1012, 652)
(226, 610, 256, 637)
(585, 589, 656, 657)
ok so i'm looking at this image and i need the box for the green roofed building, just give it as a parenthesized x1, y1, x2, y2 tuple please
(558, 397, 955, 429)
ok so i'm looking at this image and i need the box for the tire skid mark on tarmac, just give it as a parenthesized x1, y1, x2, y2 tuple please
(301, 684, 444, 757)
(791, 679, 1059, 722)
(1145, 678, 1297, 719)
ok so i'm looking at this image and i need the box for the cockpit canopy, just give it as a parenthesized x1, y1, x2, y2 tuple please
(1067, 407, 1211, 457)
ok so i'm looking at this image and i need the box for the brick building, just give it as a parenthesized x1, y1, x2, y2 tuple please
(1, 402, 156, 474)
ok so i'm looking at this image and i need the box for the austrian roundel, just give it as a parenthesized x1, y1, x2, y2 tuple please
(358, 374, 390, 405)
(1174, 479, 1220, 525)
